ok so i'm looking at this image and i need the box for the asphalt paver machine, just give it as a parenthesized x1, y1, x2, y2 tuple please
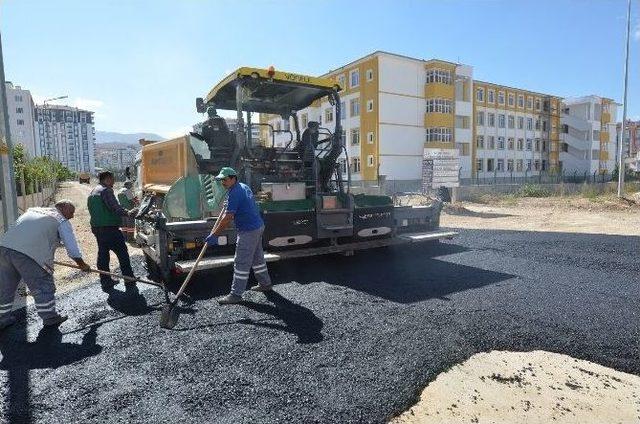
(134, 67, 455, 285)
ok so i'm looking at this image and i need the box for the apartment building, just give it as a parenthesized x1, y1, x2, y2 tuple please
(34, 105, 95, 173)
(5, 82, 37, 157)
(560, 96, 618, 175)
(473, 82, 561, 177)
(261, 51, 617, 183)
(616, 120, 639, 172)
(94, 144, 139, 171)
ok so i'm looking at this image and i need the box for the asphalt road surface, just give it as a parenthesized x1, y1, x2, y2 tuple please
(1, 229, 638, 423)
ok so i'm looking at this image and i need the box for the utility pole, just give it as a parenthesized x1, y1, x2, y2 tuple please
(0, 31, 19, 232)
(617, 0, 631, 197)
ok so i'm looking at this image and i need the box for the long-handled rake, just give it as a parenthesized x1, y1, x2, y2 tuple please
(54, 261, 164, 289)
(159, 199, 228, 329)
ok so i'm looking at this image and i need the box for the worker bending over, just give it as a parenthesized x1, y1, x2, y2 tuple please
(88, 171, 138, 292)
(0, 200, 91, 329)
(205, 167, 273, 304)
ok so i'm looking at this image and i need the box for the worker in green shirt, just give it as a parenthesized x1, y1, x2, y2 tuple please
(88, 172, 138, 292)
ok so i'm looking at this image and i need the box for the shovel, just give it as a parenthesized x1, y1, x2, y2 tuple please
(159, 200, 228, 329)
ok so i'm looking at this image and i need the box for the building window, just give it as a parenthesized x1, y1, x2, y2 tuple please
(455, 115, 470, 129)
(350, 98, 360, 117)
(542, 120, 548, 132)
(535, 119, 540, 130)
(488, 113, 495, 127)
(425, 127, 453, 142)
(508, 137, 515, 150)
(516, 160, 523, 172)
(476, 111, 485, 126)
(527, 117, 533, 130)
(366, 100, 374, 112)
(325, 108, 333, 123)
(542, 139, 547, 152)
(488, 89, 495, 103)
(476, 88, 484, 102)
(517, 138, 524, 150)
(517, 116, 524, 130)
(338, 74, 346, 89)
(17, 119, 24, 126)
(351, 128, 360, 145)
(498, 91, 505, 105)
(497, 159, 504, 171)
(498, 114, 505, 128)
(15, 95, 23, 102)
(367, 132, 375, 144)
(460, 143, 470, 156)
(508, 93, 515, 107)
(340, 102, 346, 120)
(426, 69, 452, 84)
(350, 69, 360, 88)
(542, 160, 547, 171)
(16, 107, 23, 114)
(476, 158, 483, 171)
(497, 136, 505, 149)
(517, 95, 524, 108)
(535, 98, 541, 110)
(561, 142, 569, 152)
(527, 96, 533, 109)
(339, 159, 347, 174)
(476, 135, 484, 149)
(593, 129, 600, 141)
(487, 158, 495, 172)
(426, 98, 453, 113)
(367, 155, 375, 167)
(351, 157, 361, 173)
(507, 159, 514, 171)
(535, 138, 540, 151)
(508, 115, 515, 129)
(366, 69, 374, 82)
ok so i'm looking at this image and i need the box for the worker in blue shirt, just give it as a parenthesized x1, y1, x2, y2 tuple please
(205, 167, 273, 304)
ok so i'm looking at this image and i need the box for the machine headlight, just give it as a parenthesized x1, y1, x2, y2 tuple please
(217, 235, 228, 246)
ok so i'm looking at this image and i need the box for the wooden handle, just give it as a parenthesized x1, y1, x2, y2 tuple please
(54, 261, 138, 283)
(172, 196, 229, 302)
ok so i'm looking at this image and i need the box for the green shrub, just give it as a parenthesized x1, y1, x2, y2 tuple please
(518, 184, 551, 198)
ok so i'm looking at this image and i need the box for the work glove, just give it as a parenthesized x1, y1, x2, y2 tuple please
(128, 208, 139, 217)
(74, 259, 91, 272)
(205, 234, 218, 246)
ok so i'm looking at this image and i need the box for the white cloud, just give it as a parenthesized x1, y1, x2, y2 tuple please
(31, 95, 104, 111)
(163, 126, 194, 139)
(73, 97, 104, 110)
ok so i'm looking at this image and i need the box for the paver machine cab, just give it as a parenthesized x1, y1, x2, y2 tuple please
(134, 67, 453, 285)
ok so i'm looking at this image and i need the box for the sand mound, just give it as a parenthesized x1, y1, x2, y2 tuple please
(390, 350, 640, 424)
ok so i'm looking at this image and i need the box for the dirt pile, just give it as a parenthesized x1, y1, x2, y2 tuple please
(391, 350, 640, 424)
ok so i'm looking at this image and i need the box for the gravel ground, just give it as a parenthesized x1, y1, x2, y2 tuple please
(0, 229, 638, 423)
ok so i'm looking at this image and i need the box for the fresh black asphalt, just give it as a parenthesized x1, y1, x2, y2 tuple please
(1, 228, 638, 423)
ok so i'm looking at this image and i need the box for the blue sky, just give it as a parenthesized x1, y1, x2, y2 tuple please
(1, 0, 638, 138)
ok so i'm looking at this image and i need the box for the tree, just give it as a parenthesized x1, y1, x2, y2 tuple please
(12, 144, 76, 195)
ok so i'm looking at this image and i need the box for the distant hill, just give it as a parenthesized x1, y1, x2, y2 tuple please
(95, 131, 166, 145)
(95, 142, 140, 150)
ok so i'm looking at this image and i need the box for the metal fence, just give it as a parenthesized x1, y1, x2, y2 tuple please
(347, 171, 618, 196)
(461, 170, 614, 186)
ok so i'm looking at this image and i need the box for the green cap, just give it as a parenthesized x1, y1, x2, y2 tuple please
(214, 167, 237, 180)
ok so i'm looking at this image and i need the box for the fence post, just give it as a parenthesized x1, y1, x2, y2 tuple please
(19, 167, 27, 212)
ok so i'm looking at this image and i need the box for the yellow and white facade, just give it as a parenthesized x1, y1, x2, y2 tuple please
(261, 51, 617, 182)
(560, 96, 618, 174)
